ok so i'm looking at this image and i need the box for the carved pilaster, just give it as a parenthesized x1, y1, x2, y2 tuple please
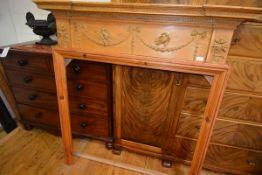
(56, 14, 71, 48)
(206, 29, 234, 64)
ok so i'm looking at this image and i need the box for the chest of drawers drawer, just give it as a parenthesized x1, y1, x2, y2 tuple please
(12, 87, 58, 110)
(182, 86, 262, 124)
(5, 70, 56, 93)
(219, 93, 262, 123)
(177, 114, 262, 150)
(2, 51, 52, 75)
(18, 104, 59, 127)
(229, 23, 262, 58)
(71, 115, 109, 138)
(67, 60, 111, 83)
(69, 96, 108, 118)
(67, 79, 109, 101)
(18, 104, 110, 138)
(226, 56, 262, 93)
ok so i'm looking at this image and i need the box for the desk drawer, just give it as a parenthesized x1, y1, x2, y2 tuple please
(5, 70, 56, 92)
(12, 87, 58, 110)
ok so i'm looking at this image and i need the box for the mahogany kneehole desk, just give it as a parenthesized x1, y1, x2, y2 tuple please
(33, 1, 262, 174)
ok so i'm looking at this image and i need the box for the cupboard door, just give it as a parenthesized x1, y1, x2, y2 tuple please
(115, 65, 185, 148)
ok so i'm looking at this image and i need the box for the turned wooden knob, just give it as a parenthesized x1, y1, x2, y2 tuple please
(73, 65, 81, 73)
(28, 94, 38, 101)
(17, 58, 28, 66)
(79, 103, 87, 110)
(76, 84, 84, 91)
(80, 122, 88, 128)
(34, 112, 43, 119)
(23, 76, 33, 83)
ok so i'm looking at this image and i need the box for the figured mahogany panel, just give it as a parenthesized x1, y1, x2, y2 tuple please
(177, 114, 262, 150)
(229, 23, 262, 58)
(226, 56, 262, 93)
(120, 66, 182, 147)
(182, 86, 210, 115)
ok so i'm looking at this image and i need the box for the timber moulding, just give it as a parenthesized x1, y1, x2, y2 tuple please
(33, 1, 261, 175)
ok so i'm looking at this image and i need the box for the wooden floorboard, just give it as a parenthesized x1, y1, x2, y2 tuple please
(0, 128, 222, 175)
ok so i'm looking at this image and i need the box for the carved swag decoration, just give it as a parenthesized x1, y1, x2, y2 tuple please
(73, 23, 207, 54)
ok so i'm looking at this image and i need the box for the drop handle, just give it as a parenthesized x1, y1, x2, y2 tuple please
(34, 112, 43, 119)
(76, 84, 84, 91)
(28, 94, 38, 101)
(79, 103, 87, 110)
(80, 122, 88, 129)
(17, 58, 28, 66)
(73, 65, 81, 73)
(23, 76, 33, 83)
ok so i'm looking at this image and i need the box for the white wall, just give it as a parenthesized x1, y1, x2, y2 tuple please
(0, 0, 50, 46)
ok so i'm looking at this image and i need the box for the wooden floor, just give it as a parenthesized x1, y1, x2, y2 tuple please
(0, 127, 222, 175)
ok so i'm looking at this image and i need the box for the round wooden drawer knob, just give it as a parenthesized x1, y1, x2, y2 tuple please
(34, 112, 43, 119)
(76, 84, 84, 91)
(28, 94, 38, 101)
(17, 58, 28, 66)
(73, 65, 81, 73)
(79, 103, 87, 110)
(23, 76, 33, 83)
(80, 122, 88, 129)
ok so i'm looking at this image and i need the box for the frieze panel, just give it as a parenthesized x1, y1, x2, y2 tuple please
(72, 21, 211, 62)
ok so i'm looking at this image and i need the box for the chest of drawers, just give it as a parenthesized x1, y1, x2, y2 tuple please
(0, 44, 113, 148)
